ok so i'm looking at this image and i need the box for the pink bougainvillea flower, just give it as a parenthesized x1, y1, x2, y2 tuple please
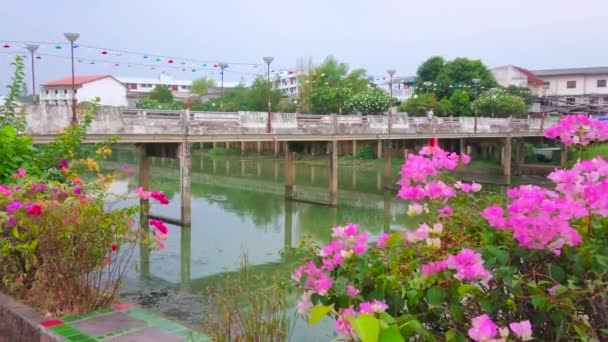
(296, 292, 312, 314)
(376, 233, 390, 248)
(111, 244, 118, 252)
(446, 248, 491, 281)
(509, 320, 532, 341)
(544, 115, 608, 146)
(421, 260, 448, 277)
(14, 277, 24, 283)
(6, 200, 24, 215)
(26, 204, 42, 216)
(150, 191, 169, 205)
(12, 168, 26, 179)
(73, 187, 82, 195)
(359, 300, 388, 314)
(149, 219, 168, 234)
(468, 315, 499, 342)
(547, 284, 561, 294)
(346, 284, 360, 298)
(407, 203, 424, 216)
(437, 205, 453, 217)
(134, 187, 150, 200)
(121, 164, 136, 175)
(461, 153, 472, 164)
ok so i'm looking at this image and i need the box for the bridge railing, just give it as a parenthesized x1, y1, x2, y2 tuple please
(24, 105, 548, 136)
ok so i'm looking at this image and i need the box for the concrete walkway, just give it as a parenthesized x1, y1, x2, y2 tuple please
(40, 303, 208, 341)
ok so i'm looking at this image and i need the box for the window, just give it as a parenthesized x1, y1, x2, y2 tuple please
(55, 89, 59, 95)
(129, 84, 137, 90)
(45, 90, 49, 95)
(567, 80, 576, 89)
(604, 97, 608, 104)
(64, 89, 68, 94)
(181, 85, 188, 90)
(172, 85, 178, 91)
(591, 98, 599, 104)
(566, 97, 576, 104)
(543, 81, 550, 86)
(598, 80, 607, 88)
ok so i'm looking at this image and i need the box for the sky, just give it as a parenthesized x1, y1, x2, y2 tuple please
(1, 0, 607, 94)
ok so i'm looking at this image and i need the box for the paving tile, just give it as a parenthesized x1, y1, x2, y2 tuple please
(65, 333, 95, 342)
(49, 324, 82, 338)
(71, 312, 146, 337)
(103, 327, 183, 342)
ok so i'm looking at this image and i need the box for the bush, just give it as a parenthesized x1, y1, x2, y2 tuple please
(471, 91, 528, 117)
(356, 146, 375, 160)
(148, 86, 174, 103)
(293, 116, 608, 341)
(345, 88, 392, 115)
(399, 93, 436, 116)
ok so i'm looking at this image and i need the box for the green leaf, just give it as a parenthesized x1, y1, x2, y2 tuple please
(386, 232, 404, 247)
(446, 329, 468, 342)
(352, 314, 379, 342)
(549, 264, 566, 283)
(486, 245, 509, 265)
(458, 284, 481, 296)
(449, 304, 464, 321)
(426, 287, 445, 306)
(379, 326, 404, 342)
(309, 305, 331, 326)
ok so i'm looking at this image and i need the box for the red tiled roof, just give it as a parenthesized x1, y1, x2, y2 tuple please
(41, 75, 115, 87)
(513, 66, 544, 86)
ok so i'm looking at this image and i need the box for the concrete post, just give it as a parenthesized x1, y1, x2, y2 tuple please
(352, 140, 358, 157)
(226, 141, 230, 149)
(137, 144, 150, 280)
(503, 137, 512, 179)
(213, 159, 217, 173)
(178, 142, 192, 226)
(241, 141, 246, 155)
(560, 144, 568, 168)
(384, 141, 392, 189)
(257, 159, 262, 177)
(213, 142, 218, 149)
(274, 141, 280, 157)
(180, 220, 191, 289)
(284, 200, 294, 251)
(329, 141, 338, 206)
(257, 141, 262, 155)
(377, 140, 383, 159)
(285, 143, 295, 200)
(274, 160, 279, 181)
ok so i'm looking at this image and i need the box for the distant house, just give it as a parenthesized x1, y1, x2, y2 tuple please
(378, 76, 417, 102)
(117, 72, 193, 107)
(491, 65, 545, 95)
(40, 75, 127, 107)
(531, 67, 608, 106)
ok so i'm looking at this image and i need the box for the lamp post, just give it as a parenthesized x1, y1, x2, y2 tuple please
(24, 44, 39, 102)
(218, 62, 227, 111)
(64, 33, 80, 124)
(263, 56, 274, 133)
(423, 81, 432, 94)
(387, 69, 396, 134)
(472, 78, 481, 133)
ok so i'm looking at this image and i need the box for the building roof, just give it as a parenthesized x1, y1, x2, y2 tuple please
(41, 75, 117, 87)
(532, 67, 608, 77)
(512, 66, 545, 86)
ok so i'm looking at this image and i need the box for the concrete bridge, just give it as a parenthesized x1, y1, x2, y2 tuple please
(23, 105, 560, 223)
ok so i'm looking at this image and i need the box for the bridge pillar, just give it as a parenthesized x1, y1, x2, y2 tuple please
(502, 137, 512, 180)
(384, 141, 392, 189)
(180, 221, 191, 290)
(257, 141, 262, 155)
(560, 145, 568, 168)
(377, 140, 383, 159)
(284, 200, 294, 251)
(329, 141, 338, 206)
(241, 141, 246, 155)
(274, 141, 280, 157)
(352, 140, 358, 157)
(257, 159, 262, 177)
(285, 143, 295, 200)
(274, 160, 279, 181)
(178, 142, 192, 226)
(213, 142, 218, 149)
(226, 141, 231, 149)
(137, 144, 150, 280)
(241, 160, 246, 176)
(514, 141, 525, 175)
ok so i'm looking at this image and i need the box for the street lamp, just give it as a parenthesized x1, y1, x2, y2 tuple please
(387, 69, 396, 134)
(472, 78, 481, 133)
(218, 62, 227, 111)
(24, 44, 39, 102)
(423, 81, 432, 93)
(64, 32, 80, 124)
(263, 56, 274, 133)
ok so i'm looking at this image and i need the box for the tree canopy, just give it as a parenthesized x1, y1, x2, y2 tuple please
(345, 88, 392, 115)
(191, 77, 216, 96)
(416, 56, 445, 83)
(471, 91, 528, 117)
(148, 86, 174, 103)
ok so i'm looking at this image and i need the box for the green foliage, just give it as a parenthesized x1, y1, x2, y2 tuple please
(416, 56, 445, 82)
(471, 91, 529, 117)
(136, 97, 183, 110)
(435, 97, 452, 116)
(2, 56, 27, 133)
(505, 85, 538, 104)
(0, 126, 36, 182)
(356, 146, 375, 160)
(449, 90, 472, 116)
(346, 88, 392, 115)
(306, 56, 369, 114)
(399, 93, 436, 116)
(148, 85, 174, 103)
(246, 77, 282, 111)
(277, 98, 298, 113)
(191, 76, 215, 96)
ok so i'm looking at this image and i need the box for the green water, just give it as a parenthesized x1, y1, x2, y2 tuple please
(105, 147, 547, 340)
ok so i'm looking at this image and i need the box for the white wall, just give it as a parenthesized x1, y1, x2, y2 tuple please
(77, 78, 127, 107)
(493, 66, 528, 88)
(540, 75, 608, 97)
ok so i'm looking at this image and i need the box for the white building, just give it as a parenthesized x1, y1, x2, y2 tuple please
(273, 73, 299, 97)
(378, 76, 416, 102)
(531, 67, 608, 106)
(491, 65, 545, 94)
(40, 75, 127, 107)
(117, 72, 192, 106)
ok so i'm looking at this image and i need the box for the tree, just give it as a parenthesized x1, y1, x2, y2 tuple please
(345, 88, 392, 115)
(435, 97, 452, 117)
(148, 86, 173, 103)
(191, 77, 215, 96)
(399, 93, 436, 116)
(416, 56, 445, 82)
(246, 77, 282, 111)
(449, 90, 472, 116)
(471, 91, 528, 117)
(305, 56, 369, 114)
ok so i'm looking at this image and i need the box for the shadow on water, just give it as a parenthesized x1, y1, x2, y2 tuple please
(106, 146, 546, 338)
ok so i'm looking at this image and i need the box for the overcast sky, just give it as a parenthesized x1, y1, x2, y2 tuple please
(1, 0, 607, 93)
